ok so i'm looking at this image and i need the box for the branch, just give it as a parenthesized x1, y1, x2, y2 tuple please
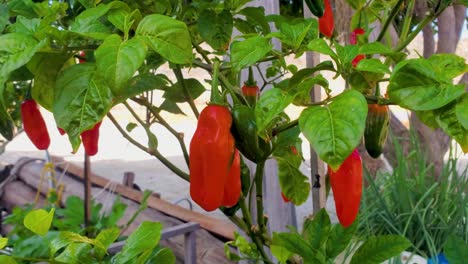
(107, 112, 190, 181)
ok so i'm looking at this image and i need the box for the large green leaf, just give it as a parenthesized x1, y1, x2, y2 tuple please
(299, 89, 367, 170)
(435, 102, 468, 153)
(350, 235, 411, 264)
(27, 52, 71, 111)
(230, 36, 272, 71)
(307, 38, 338, 63)
(255, 88, 294, 136)
(136, 14, 192, 64)
(277, 19, 316, 50)
(53, 63, 113, 151)
(277, 159, 310, 205)
(198, 9, 233, 51)
(55, 243, 93, 263)
(456, 94, 468, 130)
(24, 208, 55, 236)
(0, 256, 17, 264)
(302, 209, 331, 250)
(427, 54, 468, 82)
(388, 59, 465, 111)
(94, 228, 120, 258)
(326, 219, 357, 258)
(355, 59, 390, 74)
(108, 9, 141, 35)
(272, 232, 325, 263)
(70, 3, 112, 39)
(150, 248, 176, 264)
(238, 7, 271, 34)
(113, 221, 163, 264)
(0, 4, 8, 33)
(163, 78, 205, 103)
(95, 34, 147, 99)
(444, 235, 468, 264)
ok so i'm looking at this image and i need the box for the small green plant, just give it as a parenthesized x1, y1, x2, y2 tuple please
(0, 192, 173, 263)
(357, 131, 468, 261)
(225, 209, 411, 264)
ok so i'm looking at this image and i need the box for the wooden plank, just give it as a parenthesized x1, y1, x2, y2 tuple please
(49, 156, 236, 240)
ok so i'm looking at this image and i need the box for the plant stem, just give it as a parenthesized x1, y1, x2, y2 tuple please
(173, 66, 200, 118)
(399, 0, 416, 44)
(131, 97, 190, 166)
(255, 160, 266, 238)
(272, 119, 299, 136)
(394, 13, 434, 52)
(107, 112, 190, 181)
(376, 0, 405, 42)
(217, 73, 247, 105)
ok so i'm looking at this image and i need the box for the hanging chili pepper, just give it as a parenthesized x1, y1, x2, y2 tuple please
(328, 149, 362, 227)
(319, 0, 334, 38)
(364, 104, 390, 158)
(21, 99, 50, 150)
(281, 192, 290, 203)
(231, 105, 271, 163)
(81, 121, 102, 156)
(350, 28, 366, 68)
(242, 67, 259, 107)
(189, 61, 240, 211)
(305, 0, 324, 17)
(58, 127, 66, 135)
(222, 149, 241, 207)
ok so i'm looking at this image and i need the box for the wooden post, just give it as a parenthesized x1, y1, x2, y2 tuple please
(303, 1, 327, 212)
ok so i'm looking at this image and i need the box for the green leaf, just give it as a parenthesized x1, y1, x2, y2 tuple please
(302, 209, 331, 250)
(136, 14, 192, 64)
(126, 122, 137, 132)
(0, 4, 8, 33)
(427, 54, 468, 82)
(150, 248, 176, 264)
(415, 110, 439, 129)
(288, 61, 335, 90)
(55, 243, 93, 263)
(278, 19, 315, 50)
(27, 52, 71, 111)
(95, 228, 120, 258)
(255, 88, 294, 136)
(292, 75, 330, 106)
(388, 59, 465, 111)
(444, 235, 468, 264)
(299, 90, 367, 170)
(456, 94, 468, 130)
(0, 256, 17, 264)
(0, 236, 7, 249)
(54, 63, 113, 151)
(0, 33, 46, 78)
(350, 235, 411, 264)
(7, 16, 40, 35)
(160, 100, 185, 115)
(271, 245, 293, 264)
(121, 73, 169, 103)
(435, 102, 468, 153)
(24, 208, 55, 236)
(355, 59, 390, 74)
(336, 44, 360, 65)
(198, 9, 233, 50)
(358, 42, 393, 55)
(70, 3, 112, 39)
(113, 221, 163, 264)
(307, 39, 338, 63)
(163, 78, 205, 103)
(277, 159, 310, 205)
(230, 36, 272, 71)
(272, 232, 324, 263)
(326, 220, 358, 258)
(238, 7, 271, 34)
(108, 9, 141, 35)
(7, 0, 36, 18)
(95, 34, 147, 98)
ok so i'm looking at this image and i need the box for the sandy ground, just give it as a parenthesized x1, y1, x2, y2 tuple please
(1, 35, 467, 231)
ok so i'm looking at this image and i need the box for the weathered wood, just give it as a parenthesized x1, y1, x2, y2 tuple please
(7, 157, 234, 264)
(0, 180, 46, 210)
(47, 156, 236, 240)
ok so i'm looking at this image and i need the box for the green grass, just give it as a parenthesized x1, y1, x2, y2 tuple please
(357, 131, 467, 260)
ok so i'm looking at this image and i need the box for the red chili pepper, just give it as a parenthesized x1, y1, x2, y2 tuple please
(319, 0, 334, 38)
(21, 99, 50, 150)
(222, 149, 241, 207)
(328, 149, 362, 227)
(281, 192, 290, 203)
(189, 105, 239, 211)
(350, 28, 365, 68)
(78, 51, 86, 64)
(80, 121, 102, 156)
(58, 127, 66, 135)
(242, 84, 259, 97)
(290, 145, 298, 155)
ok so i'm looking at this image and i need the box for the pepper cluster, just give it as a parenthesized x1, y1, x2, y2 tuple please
(21, 51, 102, 156)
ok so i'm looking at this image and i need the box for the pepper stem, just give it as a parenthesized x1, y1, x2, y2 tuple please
(210, 60, 223, 105)
(245, 66, 257, 87)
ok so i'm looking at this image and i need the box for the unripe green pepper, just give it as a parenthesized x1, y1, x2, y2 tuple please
(231, 105, 271, 163)
(305, 0, 324, 17)
(364, 104, 390, 158)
